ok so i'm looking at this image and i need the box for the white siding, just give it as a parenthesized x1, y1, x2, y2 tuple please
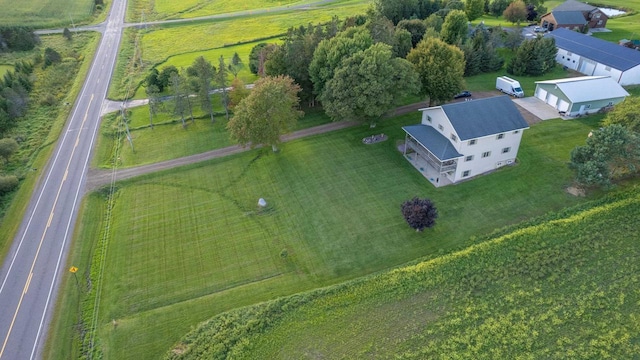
(452, 130, 524, 183)
(556, 46, 640, 85)
(591, 63, 623, 83)
(421, 108, 459, 141)
(619, 64, 640, 85)
(556, 48, 579, 70)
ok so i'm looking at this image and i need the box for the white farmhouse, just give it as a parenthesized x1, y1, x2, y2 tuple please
(402, 96, 529, 187)
(547, 28, 640, 85)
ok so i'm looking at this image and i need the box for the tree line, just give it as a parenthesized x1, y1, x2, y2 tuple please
(0, 27, 39, 53)
(0, 61, 34, 136)
(142, 0, 557, 152)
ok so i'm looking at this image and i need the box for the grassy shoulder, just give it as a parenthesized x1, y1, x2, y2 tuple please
(0, 32, 100, 260)
(166, 186, 640, 359)
(57, 111, 607, 359)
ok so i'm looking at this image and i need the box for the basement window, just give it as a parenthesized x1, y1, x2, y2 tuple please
(463, 170, 470, 177)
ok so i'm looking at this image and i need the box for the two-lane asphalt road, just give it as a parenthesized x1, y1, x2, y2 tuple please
(0, 0, 127, 358)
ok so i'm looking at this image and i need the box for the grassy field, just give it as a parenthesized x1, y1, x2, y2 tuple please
(49, 111, 608, 359)
(167, 186, 640, 358)
(0, 0, 95, 28)
(110, 0, 370, 99)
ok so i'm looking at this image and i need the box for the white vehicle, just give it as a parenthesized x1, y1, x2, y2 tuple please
(496, 76, 524, 98)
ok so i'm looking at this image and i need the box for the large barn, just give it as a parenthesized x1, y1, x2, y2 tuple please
(546, 28, 640, 85)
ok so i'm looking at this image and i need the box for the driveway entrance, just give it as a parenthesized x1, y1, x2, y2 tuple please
(512, 97, 562, 120)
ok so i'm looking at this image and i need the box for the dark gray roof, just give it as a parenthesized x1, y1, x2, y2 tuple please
(547, 28, 640, 71)
(402, 125, 463, 161)
(440, 96, 529, 141)
(551, 11, 587, 25)
(553, 0, 595, 12)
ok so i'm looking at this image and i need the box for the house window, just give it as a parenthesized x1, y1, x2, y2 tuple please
(438, 124, 444, 131)
(468, 139, 477, 145)
(595, 13, 601, 19)
(597, 20, 603, 25)
(462, 170, 470, 177)
(604, 66, 611, 71)
(465, 155, 473, 162)
(496, 133, 505, 140)
(482, 151, 491, 158)
(426, 115, 432, 122)
(502, 147, 511, 154)
(450, 134, 457, 142)
(608, 102, 613, 106)
(513, 130, 520, 134)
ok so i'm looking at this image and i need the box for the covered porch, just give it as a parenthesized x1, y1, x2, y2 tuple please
(402, 125, 462, 187)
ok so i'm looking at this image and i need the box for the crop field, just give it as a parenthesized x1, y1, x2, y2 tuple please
(110, 0, 370, 99)
(49, 113, 605, 359)
(127, 0, 317, 22)
(170, 187, 640, 358)
(0, 0, 95, 27)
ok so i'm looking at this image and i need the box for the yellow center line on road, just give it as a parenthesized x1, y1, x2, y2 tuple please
(0, 94, 94, 359)
(23, 273, 33, 295)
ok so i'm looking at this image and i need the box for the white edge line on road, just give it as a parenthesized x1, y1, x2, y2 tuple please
(0, 76, 91, 297)
(29, 98, 103, 360)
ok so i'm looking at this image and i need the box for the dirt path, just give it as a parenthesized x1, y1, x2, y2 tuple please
(86, 94, 543, 191)
(85, 120, 359, 190)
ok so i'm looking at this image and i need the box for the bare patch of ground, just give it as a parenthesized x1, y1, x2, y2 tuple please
(566, 186, 586, 197)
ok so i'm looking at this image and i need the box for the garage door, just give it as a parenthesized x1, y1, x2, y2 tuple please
(536, 88, 547, 101)
(547, 94, 559, 108)
(557, 100, 570, 112)
(579, 59, 596, 75)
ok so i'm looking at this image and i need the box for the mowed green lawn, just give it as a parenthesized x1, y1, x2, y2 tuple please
(64, 113, 601, 360)
(0, 0, 94, 27)
(200, 188, 640, 359)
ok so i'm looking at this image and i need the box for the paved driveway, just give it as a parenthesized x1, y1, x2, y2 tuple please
(512, 97, 562, 120)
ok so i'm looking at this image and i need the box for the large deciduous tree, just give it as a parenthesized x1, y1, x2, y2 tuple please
(503, 0, 527, 24)
(321, 43, 420, 127)
(401, 197, 438, 231)
(187, 56, 216, 123)
(569, 125, 640, 188)
(407, 37, 465, 105)
(441, 10, 468, 45)
(309, 27, 373, 99)
(227, 76, 303, 152)
(602, 97, 640, 133)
